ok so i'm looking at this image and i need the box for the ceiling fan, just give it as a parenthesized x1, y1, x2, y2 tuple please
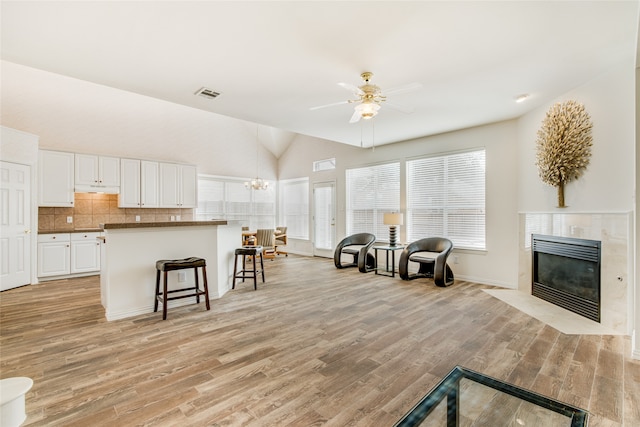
(310, 72, 422, 123)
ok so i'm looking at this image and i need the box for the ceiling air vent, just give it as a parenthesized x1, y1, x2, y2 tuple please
(195, 87, 221, 99)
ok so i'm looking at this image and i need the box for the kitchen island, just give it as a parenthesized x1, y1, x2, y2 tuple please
(100, 220, 240, 320)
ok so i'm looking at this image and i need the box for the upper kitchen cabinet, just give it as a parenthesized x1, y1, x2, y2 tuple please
(38, 150, 75, 207)
(159, 163, 197, 208)
(75, 154, 120, 192)
(119, 159, 159, 208)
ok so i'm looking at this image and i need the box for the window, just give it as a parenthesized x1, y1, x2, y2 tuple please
(196, 175, 276, 229)
(279, 178, 309, 239)
(346, 162, 400, 238)
(406, 149, 486, 250)
(313, 158, 336, 172)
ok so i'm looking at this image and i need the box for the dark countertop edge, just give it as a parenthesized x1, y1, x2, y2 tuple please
(101, 220, 228, 230)
(39, 229, 103, 234)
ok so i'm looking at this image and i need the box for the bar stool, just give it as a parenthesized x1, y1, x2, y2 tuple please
(232, 246, 265, 290)
(154, 257, 210, 320)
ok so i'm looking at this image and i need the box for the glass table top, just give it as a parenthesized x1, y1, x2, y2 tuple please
(394, 366, 588, 427)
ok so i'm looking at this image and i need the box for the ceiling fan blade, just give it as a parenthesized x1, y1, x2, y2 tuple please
(338, 82, 364, 96)
(309, 100, 349, 111)
(385, 101, 414, 114)
(349, 109, 361, 123)
(384, 82, 423, 96)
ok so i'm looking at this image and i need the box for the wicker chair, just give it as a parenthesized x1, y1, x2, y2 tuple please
(255, 229, 277, 260)
(275, 226, 288, 256)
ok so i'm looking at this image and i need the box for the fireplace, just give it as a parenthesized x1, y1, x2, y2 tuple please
(531, 234, 601, 322)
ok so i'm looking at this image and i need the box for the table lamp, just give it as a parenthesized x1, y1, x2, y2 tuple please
(383, 212, 404, 246)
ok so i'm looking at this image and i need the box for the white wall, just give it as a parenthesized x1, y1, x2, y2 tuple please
(279, 120, 520, 287)
(517, 62, 635, 213)
(0, 61, 278, 180)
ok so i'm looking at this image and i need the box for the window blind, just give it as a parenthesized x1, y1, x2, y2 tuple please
(407, 150, 486, 250)
(346, 162, 400, 238)
(196, 175, 275, 229)
(279, 178, 309, 239)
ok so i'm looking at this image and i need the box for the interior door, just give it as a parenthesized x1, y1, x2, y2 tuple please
(313, 181, 336, 258)
(0, 161, 31, 290)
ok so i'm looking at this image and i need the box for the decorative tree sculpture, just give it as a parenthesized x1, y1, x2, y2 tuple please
(535, 100, 593, 208)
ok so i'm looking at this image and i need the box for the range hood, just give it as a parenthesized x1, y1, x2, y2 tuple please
(75, 184, 120, 194)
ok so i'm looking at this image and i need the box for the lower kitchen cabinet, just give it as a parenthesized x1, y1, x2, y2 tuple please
(38, 232, 101, 279)
(37, 233, 70, 277)
(71, 233, 101, 273)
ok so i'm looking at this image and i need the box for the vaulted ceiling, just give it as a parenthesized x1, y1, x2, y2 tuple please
(2, 1, 638, 152)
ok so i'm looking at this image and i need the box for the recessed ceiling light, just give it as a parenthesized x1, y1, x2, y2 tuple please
(515, 94, 530, 103)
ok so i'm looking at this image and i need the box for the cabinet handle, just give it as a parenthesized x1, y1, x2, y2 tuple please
(52, 236, 56, 239)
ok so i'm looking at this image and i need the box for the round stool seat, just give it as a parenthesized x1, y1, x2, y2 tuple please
(0, 377, 33, 427)
(156, 257, 206, 272)
(235, 246, 263, 256)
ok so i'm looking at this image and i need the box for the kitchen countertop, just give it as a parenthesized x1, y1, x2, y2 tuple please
(39, 228, 103, 234)
(100, 220, 228, 230)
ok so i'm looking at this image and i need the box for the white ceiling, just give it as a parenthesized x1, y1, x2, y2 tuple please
(1, 1, 638, 151)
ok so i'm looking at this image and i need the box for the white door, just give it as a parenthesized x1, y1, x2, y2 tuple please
(0, 161, 31, 291)
(313, 181, 336, 258)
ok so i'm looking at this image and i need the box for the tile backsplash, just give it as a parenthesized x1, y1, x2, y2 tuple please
(38, 193, 194, 232)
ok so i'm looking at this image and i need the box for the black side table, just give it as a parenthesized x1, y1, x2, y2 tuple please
(373, 245, 405, 277)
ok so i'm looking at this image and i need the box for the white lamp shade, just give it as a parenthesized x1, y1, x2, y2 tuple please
(355, 102, 380, 119)
(383, 212, 404, 225)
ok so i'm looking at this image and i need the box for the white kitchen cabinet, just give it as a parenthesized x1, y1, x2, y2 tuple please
(159, 163, 197, 208)
(141, 161, 160, 207)
(119, 159, 159, 208)
(38, 150, 75, 207)
(119, 158, 141, 207)
(38, 232, 101, 278)
(75, 154, 120, 189)
(70, 232, 101, 273)
(37, 233, 70, 277)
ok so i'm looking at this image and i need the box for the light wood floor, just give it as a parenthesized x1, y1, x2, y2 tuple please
(1, 255, 639, 426)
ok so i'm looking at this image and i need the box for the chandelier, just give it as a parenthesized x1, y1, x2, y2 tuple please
(245, 125, 269, 190)
(246, 177, 269, 190)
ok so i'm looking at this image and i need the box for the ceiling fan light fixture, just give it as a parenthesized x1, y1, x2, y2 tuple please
(355, 102, 380, 120)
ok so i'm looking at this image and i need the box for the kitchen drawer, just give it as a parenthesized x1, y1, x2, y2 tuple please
(71, 232, 101, 241)
(38, 233, 70, 243)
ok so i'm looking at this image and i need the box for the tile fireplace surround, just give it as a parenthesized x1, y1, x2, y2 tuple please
(488, 213, 631, 336)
